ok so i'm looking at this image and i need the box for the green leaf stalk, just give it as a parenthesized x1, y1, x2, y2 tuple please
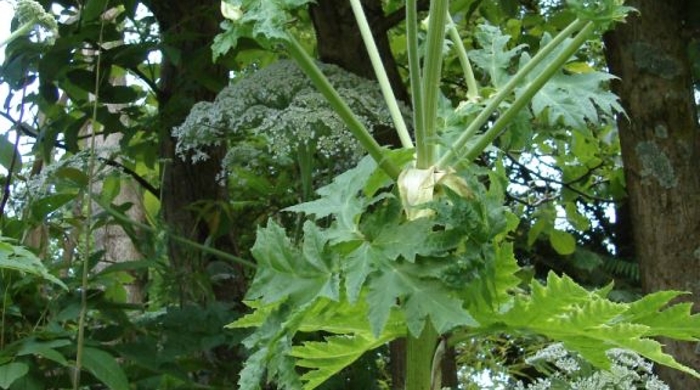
(349, 0, 414, 150)
(285, 35, 401, 180)
(436, 18, 590, 167)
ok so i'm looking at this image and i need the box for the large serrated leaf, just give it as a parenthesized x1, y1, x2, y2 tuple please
(214, 0, 316, 58)
(285, 157, 377, 244)
(288, 296, 404, 389)
(480, 272, 700, 378)
(469, 24, 527, 88)
(247, 220, 339, 306)
(291, 334, 392, 390)
(367, 262, 477, 337)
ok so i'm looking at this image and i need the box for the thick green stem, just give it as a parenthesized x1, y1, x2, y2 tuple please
(285, 34, 400, 180)
(437, 18, 589, 167)
(406, 322, 439, 390)
(349, 0, 413, 149)
(417, 0, 449, 169)
(461, 21, 596, 162)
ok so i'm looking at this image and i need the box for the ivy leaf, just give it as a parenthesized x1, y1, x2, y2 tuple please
(247, 220, 340, 306)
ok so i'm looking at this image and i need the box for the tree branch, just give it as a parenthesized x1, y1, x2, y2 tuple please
(506, 153, 620, 204)
(98, 157, 160, 198)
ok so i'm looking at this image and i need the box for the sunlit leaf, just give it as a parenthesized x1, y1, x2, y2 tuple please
(549, 229, 576, 255)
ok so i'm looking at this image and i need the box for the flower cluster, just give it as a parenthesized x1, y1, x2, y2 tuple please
(173, 60, 407, 181)
(517, 343, 669, 390)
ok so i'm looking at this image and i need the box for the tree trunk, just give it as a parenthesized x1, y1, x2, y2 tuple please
(92, 52, 146, 304)
(604, 1, 700, 387)
(92, 132, 147, 304)
(149, 0, 246, 305)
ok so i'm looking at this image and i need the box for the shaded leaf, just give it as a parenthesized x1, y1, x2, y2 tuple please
(31, 193, 76, 220)
(0, 134, 20, 173)
(0, 363, 28, 389)
(286, 157, 377, 243)
(0, 238, 67, 289)
(247, 220, 339, 306)
(82, 347, 130, 390)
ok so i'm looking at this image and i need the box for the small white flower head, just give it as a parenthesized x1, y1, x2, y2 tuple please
(518, 344, 670, 390)
(14, 0, 58, 44)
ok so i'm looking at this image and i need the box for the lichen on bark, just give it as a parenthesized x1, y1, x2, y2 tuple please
(634, 140, 677, 189)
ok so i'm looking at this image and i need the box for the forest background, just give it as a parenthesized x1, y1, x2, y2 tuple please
(0, 0, 699, 389)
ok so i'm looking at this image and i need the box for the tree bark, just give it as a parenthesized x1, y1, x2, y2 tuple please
(93, 132, 147, 304)
(604, 1, 700, 387)
(149, 0, 246, 305)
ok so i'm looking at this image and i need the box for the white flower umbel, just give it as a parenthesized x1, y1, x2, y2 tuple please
(173, 60, 409, 178)
(519, 343, 670, 390)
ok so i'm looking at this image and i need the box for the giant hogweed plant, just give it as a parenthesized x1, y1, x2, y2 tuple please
(208, 1, 700, 389)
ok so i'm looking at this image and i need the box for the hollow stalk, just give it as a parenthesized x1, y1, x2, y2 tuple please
(406, 0, 424, 158)
(285, 34, 400, 179)
(462, 21, 596, 162)
(436, 18, 589, 167)
(406, 322, 439, 390)
(349, 0, 413, 149)
(447, 16, 479, 102)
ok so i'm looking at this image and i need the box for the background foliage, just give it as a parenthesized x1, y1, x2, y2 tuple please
(0, 0, 698, 389)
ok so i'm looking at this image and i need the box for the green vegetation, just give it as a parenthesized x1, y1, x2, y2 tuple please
(0, 0, 698, 389)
